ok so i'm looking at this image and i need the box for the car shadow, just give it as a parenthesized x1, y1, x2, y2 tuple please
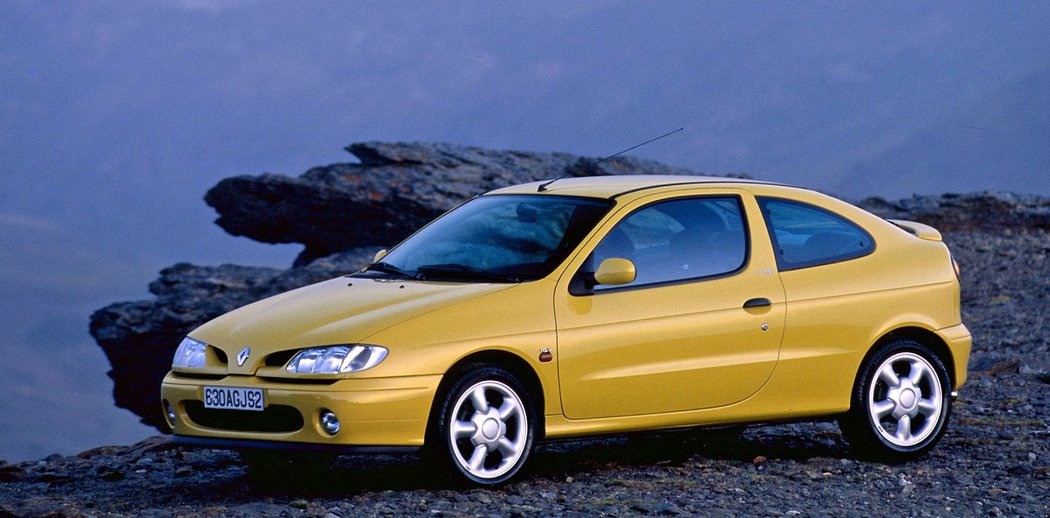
(526, 423, 851, 479)
(229, 423, 852, 497)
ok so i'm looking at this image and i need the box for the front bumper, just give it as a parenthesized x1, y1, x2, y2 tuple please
(173, 435, 420, 454)
(161, 372, 442, 448)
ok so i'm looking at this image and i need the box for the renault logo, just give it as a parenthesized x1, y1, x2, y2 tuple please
(237, 347, 251, 367)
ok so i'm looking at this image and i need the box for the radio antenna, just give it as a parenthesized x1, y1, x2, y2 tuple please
(598, 127, 683, 162)
(538, 127, 684, 192)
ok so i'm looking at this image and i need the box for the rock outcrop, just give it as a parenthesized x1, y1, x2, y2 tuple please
(89, 140, 1050, 432)
(205, 141, 699, 266)
(91, 142, 699, 431)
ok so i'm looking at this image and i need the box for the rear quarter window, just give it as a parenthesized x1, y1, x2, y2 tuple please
(757, 197, 874, 271)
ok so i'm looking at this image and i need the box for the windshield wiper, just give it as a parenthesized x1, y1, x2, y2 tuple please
(416, 263, 520, 283)
(365, 261, 425, 280)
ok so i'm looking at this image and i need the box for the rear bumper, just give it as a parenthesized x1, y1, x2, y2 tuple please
(161, 372, 442, 448)
(939, 323, 972, 389)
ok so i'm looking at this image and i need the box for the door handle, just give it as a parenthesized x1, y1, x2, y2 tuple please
(743, 297, 771, 308)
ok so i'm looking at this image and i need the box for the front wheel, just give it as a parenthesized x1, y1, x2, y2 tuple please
(839, 339, 952, 460)
(431, 365, 536, 486)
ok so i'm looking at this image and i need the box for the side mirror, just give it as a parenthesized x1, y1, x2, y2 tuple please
(593, 258, 636, 286)
(373, 249, 388, 263)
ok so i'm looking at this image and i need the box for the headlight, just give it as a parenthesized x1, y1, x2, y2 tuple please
(172, 337, 207, 369)
(285, 345, 388, 374)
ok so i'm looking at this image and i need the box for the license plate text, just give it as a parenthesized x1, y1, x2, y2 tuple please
(203, 386, 264, 411)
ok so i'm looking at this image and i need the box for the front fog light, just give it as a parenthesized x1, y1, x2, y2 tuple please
(320, 410, 340, 435)
(163, 400, 176, 428)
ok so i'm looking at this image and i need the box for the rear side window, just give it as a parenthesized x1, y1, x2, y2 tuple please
(758, 197, 874, 270)
(587, 196, 748, 291)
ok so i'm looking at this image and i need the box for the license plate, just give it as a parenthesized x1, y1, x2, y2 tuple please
(203, 386, 264, 411)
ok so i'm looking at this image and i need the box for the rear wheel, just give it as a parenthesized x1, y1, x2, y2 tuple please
(430, 365, 536, 486)
(840, 339, 952, 460)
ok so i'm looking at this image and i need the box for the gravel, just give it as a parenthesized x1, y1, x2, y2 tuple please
(2, 230, 1047, 518)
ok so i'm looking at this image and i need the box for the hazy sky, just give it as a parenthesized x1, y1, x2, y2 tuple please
(1, 1, 1048, 462)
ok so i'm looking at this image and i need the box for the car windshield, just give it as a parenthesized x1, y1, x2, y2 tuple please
(360, 194, 612, 282)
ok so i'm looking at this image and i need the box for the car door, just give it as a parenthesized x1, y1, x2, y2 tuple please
(554, 189, 785, 419)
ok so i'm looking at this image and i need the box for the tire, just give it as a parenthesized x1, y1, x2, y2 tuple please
(429, 364, 537, 486)
(839, 339, 952, 460)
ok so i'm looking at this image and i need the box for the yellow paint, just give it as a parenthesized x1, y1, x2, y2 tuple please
(593, 258, 637, 286)
(161, 176, 970, 448)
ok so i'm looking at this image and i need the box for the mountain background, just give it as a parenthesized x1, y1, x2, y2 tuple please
(1, 1, 1048, 462)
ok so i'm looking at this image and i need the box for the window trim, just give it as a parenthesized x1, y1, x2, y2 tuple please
(569, 194, 752, 296)
(756, 196, 876, 272)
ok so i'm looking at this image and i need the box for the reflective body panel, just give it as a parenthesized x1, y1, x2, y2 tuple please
(161, 176, 970, 451)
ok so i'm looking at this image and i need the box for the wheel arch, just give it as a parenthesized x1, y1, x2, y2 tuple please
(426, 349, 546, 443)
(854, 326, 956, 398)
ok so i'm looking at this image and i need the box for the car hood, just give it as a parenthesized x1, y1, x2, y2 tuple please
(190, 276, 516, 374)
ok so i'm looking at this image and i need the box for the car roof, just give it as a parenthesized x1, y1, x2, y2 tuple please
(486, 175, 779, 200)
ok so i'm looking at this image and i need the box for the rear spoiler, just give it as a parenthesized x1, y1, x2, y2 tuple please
(886, 219, 942, 242)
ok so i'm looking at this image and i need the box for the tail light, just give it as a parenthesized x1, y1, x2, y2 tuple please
(951, 255, 960, 278)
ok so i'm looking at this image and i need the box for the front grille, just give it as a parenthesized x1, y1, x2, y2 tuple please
(264, 349, 297, 367)
(257, 377, 338, 385)
(171, 372, 226, 381)
(184, 401, 304, 433)
(209, 346, 228, 365)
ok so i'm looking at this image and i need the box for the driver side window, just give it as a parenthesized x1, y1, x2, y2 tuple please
(588, 197, 748, 291)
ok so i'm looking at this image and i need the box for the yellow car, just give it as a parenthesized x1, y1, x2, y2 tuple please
(161, 175, 971, 485)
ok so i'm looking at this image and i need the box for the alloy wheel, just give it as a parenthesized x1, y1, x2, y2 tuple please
(867, 351, 944, 447)
(448, 380, 529, 480)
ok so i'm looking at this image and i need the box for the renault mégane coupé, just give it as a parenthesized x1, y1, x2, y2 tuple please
(162, 175, 970, 485)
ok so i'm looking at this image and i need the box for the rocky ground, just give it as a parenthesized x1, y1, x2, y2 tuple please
(2, 143, 1047, 516)
(2, 227, 1047, 518)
